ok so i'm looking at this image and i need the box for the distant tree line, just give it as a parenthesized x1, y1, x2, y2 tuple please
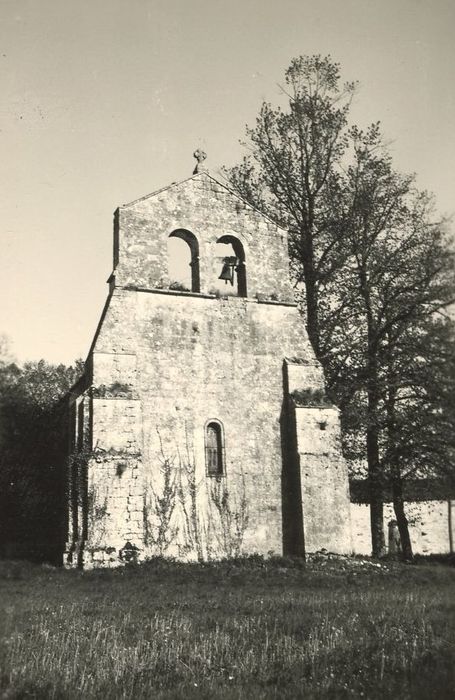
(224, 55, 455, 559)
(0, 353, 83, 563)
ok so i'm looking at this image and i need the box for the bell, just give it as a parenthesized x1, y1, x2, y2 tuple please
(218, 256, 237, 286)
(218, 262, 234, 285)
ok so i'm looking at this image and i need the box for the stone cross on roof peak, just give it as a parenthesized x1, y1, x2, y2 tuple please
(193, 149, 207, 175)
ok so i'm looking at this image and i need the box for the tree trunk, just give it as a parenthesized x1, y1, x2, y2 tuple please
(391, 474, 413, 561)
(355, 258, 386, 558)
(384, 337, 414, 562)
(366, 340, 386, 558)
(367, 423, 386, 558)
(305, 274, 320, 358)
(301, 226, 320, 358)
(367, 332, 386, 557)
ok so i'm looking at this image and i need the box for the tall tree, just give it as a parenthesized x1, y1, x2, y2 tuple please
(225, 55, 356, 357)
(328, 125, 455, 557)
(224, 56, 455, 557)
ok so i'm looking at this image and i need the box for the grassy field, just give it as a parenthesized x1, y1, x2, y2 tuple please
(0, 555, 454, 699)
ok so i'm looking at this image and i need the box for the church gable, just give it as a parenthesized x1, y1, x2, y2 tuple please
(113, 172, 295, 304)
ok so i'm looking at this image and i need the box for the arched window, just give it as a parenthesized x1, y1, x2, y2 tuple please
(168, 229, 200, 293)
(205, 421, 224, 476)
(215, 235, 247, 297)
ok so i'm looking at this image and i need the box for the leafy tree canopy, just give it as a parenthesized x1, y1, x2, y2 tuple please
(224, 55, 455, 558)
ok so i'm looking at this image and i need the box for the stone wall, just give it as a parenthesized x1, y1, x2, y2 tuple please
(87, 291, 318, 563)
(351, 500, 455, 556)
(293, 404, 353, 554)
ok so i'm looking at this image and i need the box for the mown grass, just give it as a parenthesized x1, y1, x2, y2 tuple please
(0, 556, 454, 699)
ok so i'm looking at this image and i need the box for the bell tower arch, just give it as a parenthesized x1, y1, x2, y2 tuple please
(216, 234, 247, 297)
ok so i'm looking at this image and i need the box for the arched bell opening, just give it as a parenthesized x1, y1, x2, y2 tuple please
(168, 229, 200, 293)
(215, 235, 247, 298)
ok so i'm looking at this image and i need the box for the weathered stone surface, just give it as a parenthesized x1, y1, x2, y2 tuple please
(294, 406, 353, 554)
(64, 172, 352, 567)
(115, 174, 295, 303)
(351, 500, 455, 556)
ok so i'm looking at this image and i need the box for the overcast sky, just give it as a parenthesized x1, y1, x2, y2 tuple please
(1, 0, 454, 364)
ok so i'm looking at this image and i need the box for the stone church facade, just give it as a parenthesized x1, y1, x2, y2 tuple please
(64, 171, 352, 568)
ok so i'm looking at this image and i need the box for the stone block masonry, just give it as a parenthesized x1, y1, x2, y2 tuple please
(294, 406, 352, 554)
(65, 171, 352, 567)
(351, 500, 455, 556)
